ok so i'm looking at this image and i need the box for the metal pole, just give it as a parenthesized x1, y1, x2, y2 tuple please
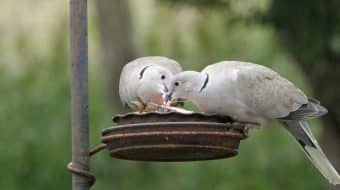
(70, 0, 90, 190)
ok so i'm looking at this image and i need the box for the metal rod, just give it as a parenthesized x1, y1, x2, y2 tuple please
(70, 0, 90, 190)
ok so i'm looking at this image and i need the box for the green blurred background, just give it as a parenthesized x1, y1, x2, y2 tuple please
(1, 0, 340, 189)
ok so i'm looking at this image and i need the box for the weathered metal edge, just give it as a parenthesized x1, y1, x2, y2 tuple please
(108, 145, 238, 162)
(102, 121, 246, 136)
(112, 112, 234, 123)
(101, 130, 247, 142)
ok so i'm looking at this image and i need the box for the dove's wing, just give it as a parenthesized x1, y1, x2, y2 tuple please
(203, 61, 308, 118)
(235, 62, 308, 118)
(119, 62, 141, 108)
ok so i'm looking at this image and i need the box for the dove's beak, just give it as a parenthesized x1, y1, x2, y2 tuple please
(161, 84, 170, 105)
(165, 92, 172, 103)
(163, 84, 169, 93)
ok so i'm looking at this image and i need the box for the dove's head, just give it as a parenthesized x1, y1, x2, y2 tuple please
(138, 65, 174, 104)
(166, 71, 207, 103)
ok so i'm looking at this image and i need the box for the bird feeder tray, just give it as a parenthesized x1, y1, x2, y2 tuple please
(100, 112, 253, 162)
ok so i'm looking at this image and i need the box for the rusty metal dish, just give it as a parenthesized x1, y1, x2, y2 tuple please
(101, 112, 253, 162)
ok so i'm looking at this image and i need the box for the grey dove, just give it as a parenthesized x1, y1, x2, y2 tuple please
(119, 56, 182, 112)
(167, 60, 340, 185)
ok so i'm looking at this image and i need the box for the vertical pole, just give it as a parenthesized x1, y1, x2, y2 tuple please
(70, 0, 90, 190)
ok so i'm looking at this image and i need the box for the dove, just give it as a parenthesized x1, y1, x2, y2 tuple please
(167, 60, 340, 185)
(119, 56, 182, 112)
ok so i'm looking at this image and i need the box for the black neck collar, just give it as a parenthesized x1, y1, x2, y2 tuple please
(199, 73, 209, 92)
(139, 66, 150, 79)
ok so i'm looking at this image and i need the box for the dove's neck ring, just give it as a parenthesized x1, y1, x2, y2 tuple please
(199, 73, 209, 92)
(139, 65, 150, 79)
(184, 72, 209, 100)
(189, 73, 209, 107)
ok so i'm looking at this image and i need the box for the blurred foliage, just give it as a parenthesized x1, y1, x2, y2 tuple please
(267, 0, 340, 65)
(160, 0, 229, 7)
(0, 0, 332, 190)
(267, 1, 340, 133)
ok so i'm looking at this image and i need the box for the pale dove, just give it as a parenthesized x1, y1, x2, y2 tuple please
(119, 56, 182, 112)
(167, 61, 340, 185)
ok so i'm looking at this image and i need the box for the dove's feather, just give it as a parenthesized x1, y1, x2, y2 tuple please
(280, 120, 340, 185)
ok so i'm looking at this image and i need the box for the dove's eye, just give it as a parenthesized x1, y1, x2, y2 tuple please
(161, 75, 166, 80)
(174, 81, 180, 86)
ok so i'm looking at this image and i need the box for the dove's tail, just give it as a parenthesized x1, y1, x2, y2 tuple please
(279, 99, 340, 185)
(280, 120, 340, 185)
